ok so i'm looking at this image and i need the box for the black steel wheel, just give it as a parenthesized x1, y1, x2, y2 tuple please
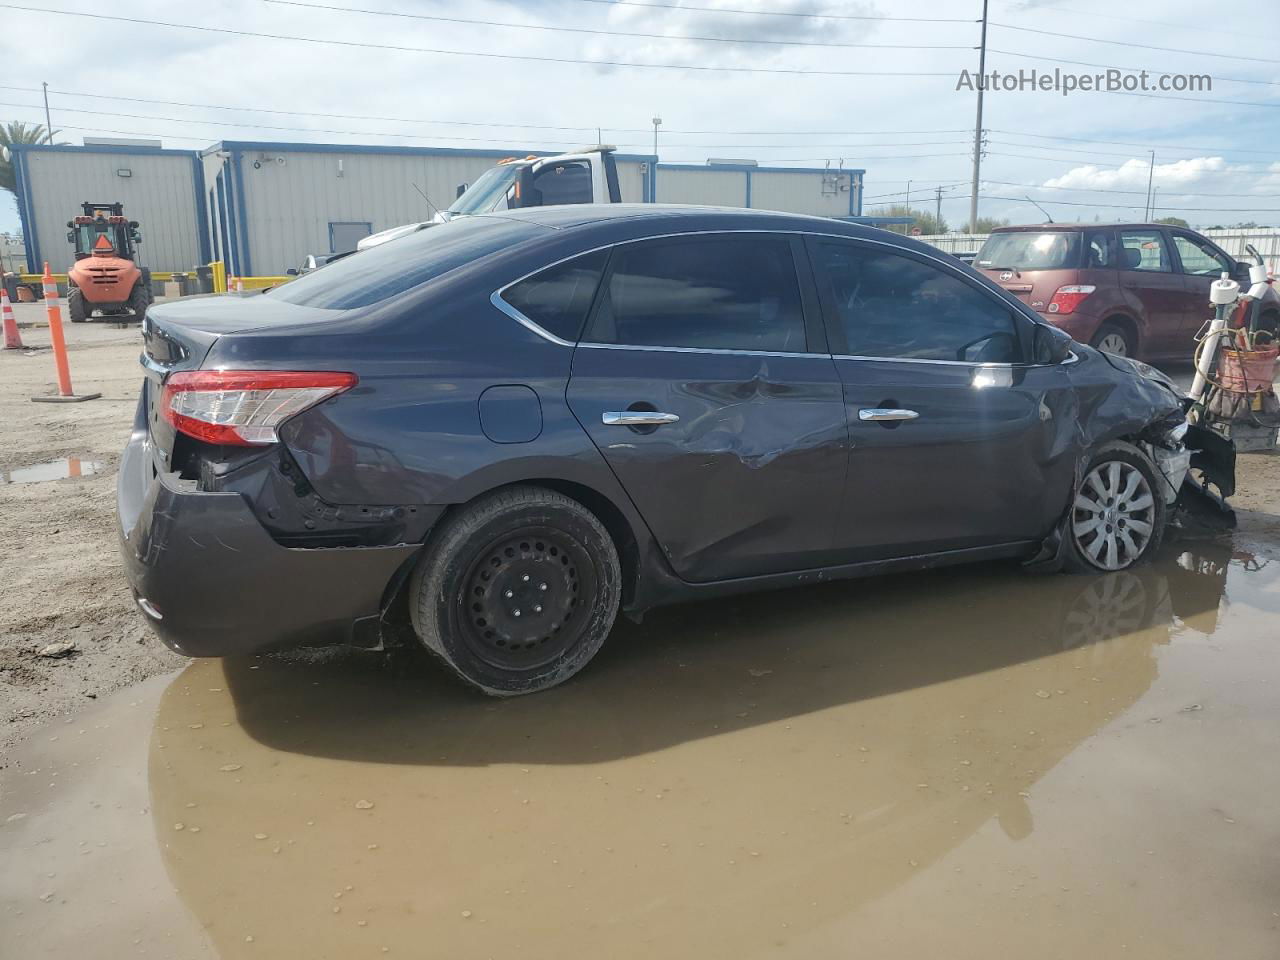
(67, 286, 87, 323)
(409, 486, 620, 695)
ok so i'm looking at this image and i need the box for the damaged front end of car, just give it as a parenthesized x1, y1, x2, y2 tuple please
(1026, 348, 1236, 570)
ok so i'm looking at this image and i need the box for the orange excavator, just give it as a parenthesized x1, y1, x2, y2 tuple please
(65, 202, 152, 322)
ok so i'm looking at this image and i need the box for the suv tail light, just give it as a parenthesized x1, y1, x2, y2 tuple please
(1047, 285, 1096, 315)
(161, 371, 357, 446)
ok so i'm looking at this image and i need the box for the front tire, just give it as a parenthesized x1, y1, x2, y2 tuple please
(126, 280, 152, 319)
(1063, 442, 1166, 573)
(409, 486, 621, 695)
(1091, 321, 1134, 357)
(67, 286, 87, 323)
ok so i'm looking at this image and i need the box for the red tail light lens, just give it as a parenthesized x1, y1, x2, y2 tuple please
(161, 371, 357, 446)
(1047, 284, 1096, 315)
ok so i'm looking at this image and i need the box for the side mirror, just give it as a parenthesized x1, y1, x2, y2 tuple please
(128, 220, 139, 229)
(1033, 323, 1074, 364)
(286, 267, 298, 276)
(455, 182, 467, 199)
(66, 230, 75, 243)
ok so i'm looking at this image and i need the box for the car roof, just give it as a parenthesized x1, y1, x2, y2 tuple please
(989, 222, 1191, 233)
(479, 203, 933, 249)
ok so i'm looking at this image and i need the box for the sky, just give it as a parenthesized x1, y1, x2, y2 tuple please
(0, 0, 1277, 234)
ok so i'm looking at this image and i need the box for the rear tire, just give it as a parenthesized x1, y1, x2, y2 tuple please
(1063, 442, 1166, 574)
(126, 280, 152, 319)
(67, 286, 87, 323)
(409, 486, 621, 695)
(1091, 321, 1134, 357)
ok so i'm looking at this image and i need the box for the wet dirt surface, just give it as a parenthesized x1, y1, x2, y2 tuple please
(3, 543, 1278, 959)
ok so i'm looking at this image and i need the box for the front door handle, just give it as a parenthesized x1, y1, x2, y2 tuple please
(858, 408, 919, 422)
(603, 411, 680, 426)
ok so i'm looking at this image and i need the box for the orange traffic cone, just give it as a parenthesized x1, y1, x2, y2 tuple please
(1, 281, 22, 350)
(31, 262, 100, 403)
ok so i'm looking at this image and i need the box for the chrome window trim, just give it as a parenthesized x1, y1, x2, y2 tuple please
(577, 341, 823, 359)
(490, 227, 1044, 351)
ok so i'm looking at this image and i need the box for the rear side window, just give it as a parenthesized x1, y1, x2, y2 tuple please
(586, 234, 806, 352)
(500, 249, 608, 342)
(1118, 230, 1171, 272)
(976, 231, 1081, 271)
(270, 216, 540, 310)
(1083, 229, 1116, 268)
(814, 242, 1018, 363)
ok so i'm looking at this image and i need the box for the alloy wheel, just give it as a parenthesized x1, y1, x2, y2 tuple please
(1097, 332, 1129, 356)
(1071, 461, 1156, 571)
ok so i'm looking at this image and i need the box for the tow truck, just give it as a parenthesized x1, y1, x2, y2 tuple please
(358, 145, 623, 251)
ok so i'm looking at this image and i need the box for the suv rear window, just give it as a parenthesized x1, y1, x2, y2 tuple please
(270, 216, 541, 310)
(976, 231, 1081, 271)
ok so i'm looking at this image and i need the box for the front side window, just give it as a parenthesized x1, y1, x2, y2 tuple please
(815, 242, 1019, 363)
(1118, 230, 1171, 273)
(586, 235, 807, 353)
(1171, 233, 1231, 277)
(501, 249, 608, 342)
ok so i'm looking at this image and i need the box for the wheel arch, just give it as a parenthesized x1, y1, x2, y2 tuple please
(1098, 313, 1142, 353)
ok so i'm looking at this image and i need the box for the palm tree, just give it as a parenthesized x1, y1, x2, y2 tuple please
(0, 121, 60, 193)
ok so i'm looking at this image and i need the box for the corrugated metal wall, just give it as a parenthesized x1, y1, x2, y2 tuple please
(656, 167, 748, 208)
(750, 170, 854, 218)
(226, 150, 655, 275)
(20, 149, 201, 273)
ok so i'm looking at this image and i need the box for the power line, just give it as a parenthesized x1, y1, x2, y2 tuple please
(992, 0, 1267, 41)
(989, 21, 1279, 64)
(562, 0, 977, 24)
(989, 128, 1280, 157)
(980, 193, 1280, 213)
(989, 48, 1280, 88)
(0, 5, 960, 77)
(263, 0, 976, 50)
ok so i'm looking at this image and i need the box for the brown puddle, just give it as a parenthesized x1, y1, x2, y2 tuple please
(3, 457, 104, 483)
(3, 543, 1279, 959)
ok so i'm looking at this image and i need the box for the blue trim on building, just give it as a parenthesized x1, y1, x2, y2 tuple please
(656, 162, 866, 177)
(231, 150, 252, 276)
(744, 170, 752, 208)
(12, 149, 37, 271)
(214, 171, 231, 271)
(15, 143, 195, 158)
(190, 156, 212, 264)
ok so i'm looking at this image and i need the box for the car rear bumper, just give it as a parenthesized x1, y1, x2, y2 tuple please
(116, 422, 419, 657)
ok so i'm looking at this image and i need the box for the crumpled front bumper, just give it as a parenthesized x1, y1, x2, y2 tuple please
(116, 420, 419, 657)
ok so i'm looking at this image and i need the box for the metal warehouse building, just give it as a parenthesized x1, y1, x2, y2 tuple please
(13, 140, 866, 277)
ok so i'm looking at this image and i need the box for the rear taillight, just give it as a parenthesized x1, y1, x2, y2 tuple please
(161, 371, 357, 446)
(1047, 285, 1096, 315)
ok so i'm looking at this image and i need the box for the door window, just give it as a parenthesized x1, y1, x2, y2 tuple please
(813, 242, 1019, 363)
(1083, 229, 1116, 268)
(529, 161, 593, 206)
(1171, 233, 1232, 277)
(586, 235, 807, 352)
(1118, 231, 1172, 272)
(500, 249, 609, 342)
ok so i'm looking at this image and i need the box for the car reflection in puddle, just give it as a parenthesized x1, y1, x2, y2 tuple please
(146, 543, 1266, 959)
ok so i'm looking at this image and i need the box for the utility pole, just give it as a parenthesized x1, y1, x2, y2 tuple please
(935, 186, 943, 230)
(1143, 150, 1156, 220)
(1150, 187, 1159, 221)
(968, 0, 989, 233)
(905, 179, 912, 215)
(651, 116, 662, 161)
(41, 82, 53, 142)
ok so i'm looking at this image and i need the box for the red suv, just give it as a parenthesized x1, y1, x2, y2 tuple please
(973, 223, 1268, 360)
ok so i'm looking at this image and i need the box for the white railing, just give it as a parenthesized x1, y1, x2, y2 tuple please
(914, 228, 1280, 268)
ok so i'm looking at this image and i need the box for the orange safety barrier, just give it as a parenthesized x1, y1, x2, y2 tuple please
(31, 262, 100, 404)
(1, 283, 21, 350)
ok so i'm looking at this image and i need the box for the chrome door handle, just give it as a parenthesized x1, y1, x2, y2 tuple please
(858, 408, 919, 422)
(602, 411, 681, 426)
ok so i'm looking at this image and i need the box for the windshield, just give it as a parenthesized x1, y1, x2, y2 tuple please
(976, 231, 1081, 271)
(447, 164, 521, 216)
(268, 216, 541, 310)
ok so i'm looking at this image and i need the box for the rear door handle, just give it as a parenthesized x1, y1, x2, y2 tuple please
(858, 408, 919, 422)
(602, 411, 680, 426)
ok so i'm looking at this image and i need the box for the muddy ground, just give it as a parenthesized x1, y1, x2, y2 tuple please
(1, 311, 1279, 958)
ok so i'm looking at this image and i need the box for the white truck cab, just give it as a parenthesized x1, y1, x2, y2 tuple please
(357, 146, 623, 251)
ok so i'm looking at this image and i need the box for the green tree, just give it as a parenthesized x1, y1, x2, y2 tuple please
(0, 121, 59, 193)
(972, 216, 1010, 233)
(1155, 216, 1190, 229)
(869, 203, 949, 236)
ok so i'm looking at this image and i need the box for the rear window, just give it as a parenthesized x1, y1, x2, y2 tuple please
(975, 231, 1081, 271)
(269, 216, 540, 309)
